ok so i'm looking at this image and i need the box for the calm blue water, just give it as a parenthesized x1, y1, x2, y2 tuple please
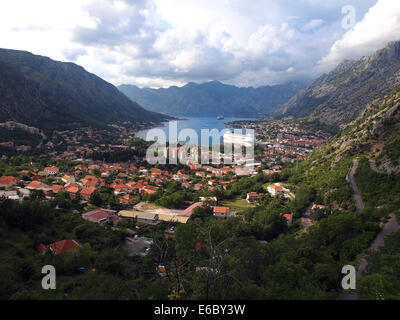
(135, 116, 257, 145)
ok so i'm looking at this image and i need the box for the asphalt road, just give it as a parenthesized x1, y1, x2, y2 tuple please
(339, 159, 400, 300)
(346, 158, 365, 212)
(339, 214, 400, 300)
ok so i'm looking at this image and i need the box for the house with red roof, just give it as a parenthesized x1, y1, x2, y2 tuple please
(17, 170, 31, 176)
(82, 180, 99, 189)
(82, 175, 99, 185)
(181, 181, 191, 188)
(61, 174, 75, 183)
(67, 186, 80, 198)
(151, 168, 162, 177)
(49, 239, 79, 254)
(194, 183, 206, 191)
(51, 184, 64, 194)
(36, 239, 80, 255)
(267, 184, 283, 197)
(0, 176, 19, 189)
(144, 189, 157, 195)
(246, 192, 264, 204)
(82, 208, 118, 224)
(80, 187, 97, 201)
(27, 181, 51, 192)
(280, 213, 293, 225)
(119, 194, 137, 205)
(213, 206, 234, 218)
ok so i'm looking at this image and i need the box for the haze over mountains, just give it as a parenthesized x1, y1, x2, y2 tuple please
(278, 41, 400, 128)
(118, 81, 305, 117)
(0, 48, 170, 132)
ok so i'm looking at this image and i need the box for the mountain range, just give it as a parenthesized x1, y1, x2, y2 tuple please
(2, 41, 400, 136)
(278, 41, 400, 128)
(118, 81, 305, 117)
(0, 48, 170, 132)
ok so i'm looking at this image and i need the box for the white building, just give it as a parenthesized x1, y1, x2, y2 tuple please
(267, 184, 283, 197)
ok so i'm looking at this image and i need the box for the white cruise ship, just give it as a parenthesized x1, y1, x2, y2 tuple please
(223, 131, 254, 147)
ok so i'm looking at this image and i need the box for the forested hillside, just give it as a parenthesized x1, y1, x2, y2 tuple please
(0, 49, 170, 132)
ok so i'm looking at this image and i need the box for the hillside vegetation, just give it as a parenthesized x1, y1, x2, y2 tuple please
(279, 41, 400, 129)
(0, 49, 170, 132)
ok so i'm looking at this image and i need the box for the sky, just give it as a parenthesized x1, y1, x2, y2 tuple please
(1, 0, 399, 88)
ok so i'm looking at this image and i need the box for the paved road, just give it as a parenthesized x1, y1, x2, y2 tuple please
(346, 159, 365, 212)
(339, 213, 400, 300)
(368, 160, 380, 173)
(368, 214, 400, 252)
(354, 214, 400, 276)
(339, 159, 400, 300)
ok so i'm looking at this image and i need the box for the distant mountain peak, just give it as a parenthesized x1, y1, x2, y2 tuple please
(118, 81, 305, 117)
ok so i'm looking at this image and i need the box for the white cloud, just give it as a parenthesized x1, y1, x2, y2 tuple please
(0, 0, 381, 88)
(302, 19, 324, 31)
(320, 0, 400, 70)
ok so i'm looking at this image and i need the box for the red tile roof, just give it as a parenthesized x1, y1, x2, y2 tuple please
(80, 188, 96, 196)
(280, 213, 292, 221)
(67, 186, 80, 194)
(27, 181, 49, 189)
(214, 206, 230, 214)
(52, 184, 64, 193)
(82, 209, 116, 222)
(49, 239, 79, 254)
(179, 202, 203, 217)
(268, 185, 283, 190)
(0, 176, 18, 185)
(247, 192, 263, 196)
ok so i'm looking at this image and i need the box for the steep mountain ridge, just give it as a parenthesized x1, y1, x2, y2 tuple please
(279, 41, 400, 128)
(0, 48, 169, 132)
(118, 81, 304, 117)
(313, 88, 400, 173)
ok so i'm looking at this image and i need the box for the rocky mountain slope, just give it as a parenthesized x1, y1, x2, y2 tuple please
(314, 88, 400, 173)
(0, 49, 169, 131)
(118, 81, 304, 117)
(279, 41, 400, 128)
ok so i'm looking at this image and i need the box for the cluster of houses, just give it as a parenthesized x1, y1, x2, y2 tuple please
(225, 119, 329, 171)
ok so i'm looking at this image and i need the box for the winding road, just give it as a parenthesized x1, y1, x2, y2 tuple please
(346, 158, 365, 212)
(339, 158, 400, 300)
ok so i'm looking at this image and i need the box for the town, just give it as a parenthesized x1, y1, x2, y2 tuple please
(0, 118, 330, 265)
